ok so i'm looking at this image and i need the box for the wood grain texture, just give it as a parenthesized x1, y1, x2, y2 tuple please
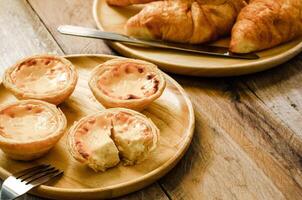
(93, 0, 302, 77)
(115, 183, 169, 200)
(0, 0, 62, 75)
(3, 0, 302, 199)
(242, 54, 302, 155)
(0, 1, 169, 199)
(28, 0, 114, 55)
(0, 55, 195, 200)
(158, 77, 302, 199)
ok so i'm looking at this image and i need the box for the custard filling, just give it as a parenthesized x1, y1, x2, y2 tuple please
(0, 104, 57, 141)
(75, 115, 114, 159)
(10, 58, 70, 94)
(74, 111, 154, 163)
(97, 63, 159, 100)
(112, 111, 154, 162)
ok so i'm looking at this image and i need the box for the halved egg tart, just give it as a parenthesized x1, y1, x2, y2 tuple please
(89, 58, 166, 111)
(111, 108, 159, 165)
(3, 55, 78, 105)
(0, 100, 67, 160)
(67, 108, 159, 171)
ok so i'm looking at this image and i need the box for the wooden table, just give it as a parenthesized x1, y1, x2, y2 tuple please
(0, 0, 302, 199)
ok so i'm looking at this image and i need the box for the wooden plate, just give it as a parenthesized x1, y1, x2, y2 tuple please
(93, 0, 302, 77)
(0, 54, 195, 199)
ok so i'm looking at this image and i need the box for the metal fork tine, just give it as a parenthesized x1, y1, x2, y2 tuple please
(1, 164, 63, 200)
(14, 164, 50, 178)
(25, 168, 59, 184)
(19, 166, 54, 182)
(21, 166, 55, 182)
(26, 170, 63, 186)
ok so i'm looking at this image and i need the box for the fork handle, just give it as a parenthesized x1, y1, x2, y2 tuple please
(0, 186, 18, 200)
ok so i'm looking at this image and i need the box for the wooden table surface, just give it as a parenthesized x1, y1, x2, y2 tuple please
(0, 0, 302, 199)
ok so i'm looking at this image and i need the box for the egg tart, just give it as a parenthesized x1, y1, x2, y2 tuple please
(89, 58, 166, 111)
(111, 108, 159, 165)
(67, 111, 120, 172)
(3, 55, 78, 105)
(0, 100, 67, 160)
(68, 108, 159, 171)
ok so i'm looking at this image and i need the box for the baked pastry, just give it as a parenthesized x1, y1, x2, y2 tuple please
(230, 0, 302, 53)
(89, 58, 165, 111)
(0, 100, 67, 160)
(107, 0, 158, 6)
(67, 111, 120, 172)
(125, 0, 247, 44)
(111, 108, 159, 165)
(3, 55, 78, 105)
(67, 108, 159, 171)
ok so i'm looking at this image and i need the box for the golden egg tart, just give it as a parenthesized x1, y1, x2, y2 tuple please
(3, 55, 78, 105)
(111, 108, 159, 165)
(68, 111, 120, 172)
(68, 108, 159, 171)
(89, 58, 166, 111)
(0, 100, 67, 160)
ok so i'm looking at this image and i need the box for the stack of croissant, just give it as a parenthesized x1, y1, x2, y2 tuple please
(106, 0, 302, 53)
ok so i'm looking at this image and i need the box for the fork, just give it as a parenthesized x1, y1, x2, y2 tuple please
(0, 164, 63, 200)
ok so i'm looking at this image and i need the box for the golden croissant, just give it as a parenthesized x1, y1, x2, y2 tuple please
(230, 0, 302, 53)
(123, 0, 247, 44)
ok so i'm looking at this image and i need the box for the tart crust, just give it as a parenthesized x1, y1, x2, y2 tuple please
(111, 108, 159, 165)
(0, 100, 67, 160)
(3, 55, 78, 105)
(68, 111, 120, 172)
(89, 58, 166, 111)
(67, 108, 159, 171)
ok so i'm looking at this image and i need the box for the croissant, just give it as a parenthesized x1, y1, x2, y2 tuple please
(106, 0, 158, 6)
(125, 0, 247, 44)
(230, 0, 302, 53)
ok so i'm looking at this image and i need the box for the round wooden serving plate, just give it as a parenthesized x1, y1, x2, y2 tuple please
(0, 54, 195, 200)
(93, 0, 302, 77)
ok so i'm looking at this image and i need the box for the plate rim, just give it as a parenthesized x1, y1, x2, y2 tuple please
(0, 54, 195, 197)
(93, 0, 302, 76)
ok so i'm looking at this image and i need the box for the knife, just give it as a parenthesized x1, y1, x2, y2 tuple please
(57, 25, 259, 59)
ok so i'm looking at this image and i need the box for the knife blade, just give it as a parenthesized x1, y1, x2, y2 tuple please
(57, 25, 259, 59)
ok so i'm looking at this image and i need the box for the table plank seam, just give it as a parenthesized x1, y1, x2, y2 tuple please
(158, 181, 173, 200)
(25, 0, 66, 55)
